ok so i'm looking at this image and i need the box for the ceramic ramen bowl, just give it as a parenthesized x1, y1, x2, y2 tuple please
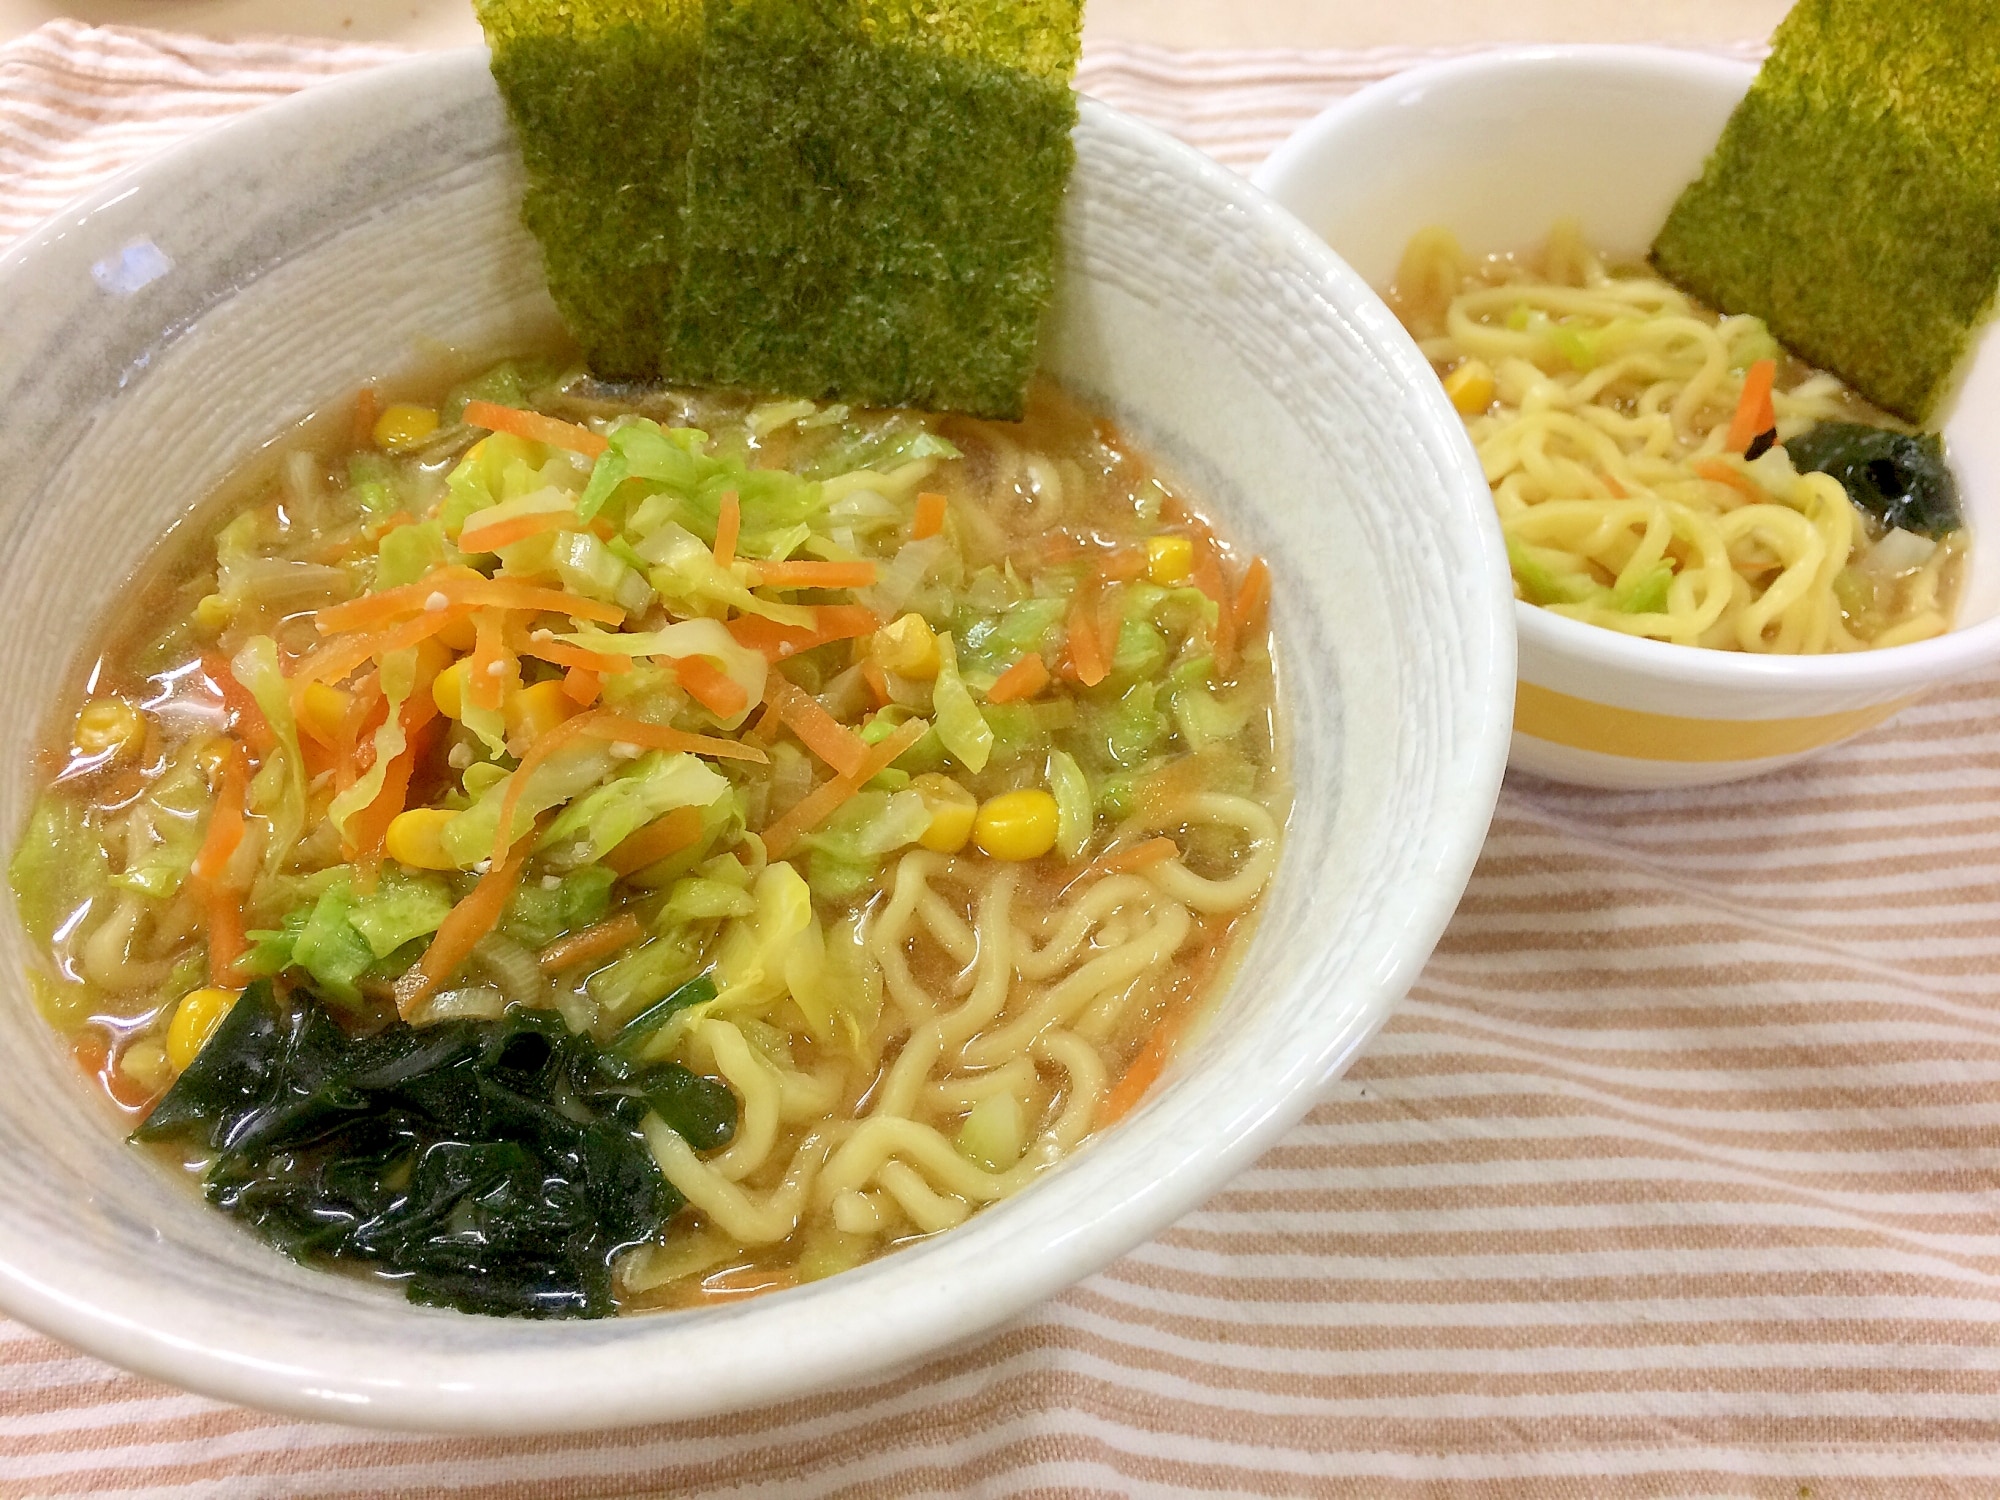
(1257, 46, 2000, 789)
(0, 50, 1511, 1430)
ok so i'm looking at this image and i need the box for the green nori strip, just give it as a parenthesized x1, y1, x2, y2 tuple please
(1785, 422, 1963, 538)
(1651, 0, 2000, 423)
(475, 0, 706, 378)
(134, 981, 737, 1318)
(667, 0, 1081, 418)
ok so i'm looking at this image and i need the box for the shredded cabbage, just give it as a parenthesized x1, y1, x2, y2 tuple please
(930, 633, 993, 773)
(537, 750, 730, 867)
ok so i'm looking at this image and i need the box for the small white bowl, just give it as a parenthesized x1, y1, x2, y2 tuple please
(0, 52, 1512, 1429)
(1257, 46, 2000, 788)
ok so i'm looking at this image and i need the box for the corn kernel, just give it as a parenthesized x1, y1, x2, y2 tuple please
(873, 613, 940, 680)
(432, 658, 470, 720)
(972, 788, 1059, 862)
(298, 681, 351, 745)
(166, 987, 238, 1073)
(118, 1040, 174, 1093)
(1146, 535, 1194, 586)
(1443, 358, 1496, 416)
(911, 772, 977, 853)
(194, 592, 233, 633)
(386, 806, 460, 870)
(192, 736, 230, 780)
(73, 697, 144, 760)
(438, 616, 478, 652)
(506, 679, 575, 747)
(373, 402, 440, 451)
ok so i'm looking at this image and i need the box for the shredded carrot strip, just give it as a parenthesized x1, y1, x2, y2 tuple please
(766, 676, 868, 776)
(576, 711, 769, 764)
(759, 717, 928, 860)
(520, 635, 632, 675)
(332, 675, 386, 796)
(469, 612, 511, 713)
(458, 510, 573, 554)
(1100, 545, 1148, 582)
(985, 652, 1050, 705)
(1066, 568, 1108, 687)
(491, 714, 595, 859)
(749, 559, 879, 590)
(400, 839, 533, 1015)
(202, 653, 277, 755)
(605, 804, 705, 876)
(351, 386, 380, 449)
(290, 611, 463, 716)
(1068, 835, 1178, 888)
(190, 743, 249, 985)
(562, 666, 601, 706)
(1693, 457, 1764, 502)
(1600, 472, 1629, 500)
(673, 655, 751, 719)
(862, 658, 892, 708)
(1099, 1006, 1190, 1127)
(1097, 579, 1126, 663)
(315, 567, 622, 634)
(1189, 532, 1237, 673)
(727, 605, 879, 661)
(1234, 556, 1271, 641)
(460, 399, 608, 459)
(537, 913, 644, 974)
(365, 509, 416, 542)
(911, 491, 947, 540)
(343, 707, 442, 858)
(1724, 358, 1778, 454)
(713, 491, 740, 570)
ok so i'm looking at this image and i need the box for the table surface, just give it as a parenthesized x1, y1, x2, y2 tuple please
(0, 0, 1786, 50)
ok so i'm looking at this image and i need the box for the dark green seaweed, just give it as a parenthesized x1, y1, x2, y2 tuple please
(134, 981, 736, 1318)
(1784, 421, 1962, 537)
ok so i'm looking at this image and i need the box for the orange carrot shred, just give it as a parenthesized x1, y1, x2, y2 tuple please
(518, 635, 632, 675)
(1067, 835, 1179, 890)
(749, 559, 879, 590)
(577, 711, 770, 764)
(1066, 568, 1108, 687)
(458, 510, 573, 554)
(400, 838, 533, 1015)
(985, 652, 1050, 705)
(673, 655, 750, 719)
(1100, 545, 1148, 582)
(202, 653, 277, 755)
(713, 491, 740, 570)
(861, 658, 892, 707)
(760, 717, 928, 860)
(1096, 579, 1126, 664)
(1234, 556, 1272, 641)
(1693, 457, 1764, 502)
(469, 612, 512, 713)
(727, 605, 879, 662)
(190, 742, 249, 985)
(537, 913, 644, 974)
(315, 567, 622, 635)
(605, 804, 705, 878)
(1724, 358, 1778, 455)
(460, 400, 608, 459)
(1099, 1007, 1188, 1127)
(911, 491, 947, 540)
(1189, 533, 1236, 673)
(352, 387, 380, 449)
(562, 667, 602, 706)
(767, 676, 869, 776)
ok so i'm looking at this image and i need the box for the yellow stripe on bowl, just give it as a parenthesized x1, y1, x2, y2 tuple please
(1514, 681, 1913, 763)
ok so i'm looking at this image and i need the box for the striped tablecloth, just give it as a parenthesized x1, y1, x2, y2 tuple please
(6, 20, 1998, 1499)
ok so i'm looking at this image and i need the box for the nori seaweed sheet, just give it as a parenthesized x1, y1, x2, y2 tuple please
(476, 0, 706, 378)
(1651, 0, 2000, 423)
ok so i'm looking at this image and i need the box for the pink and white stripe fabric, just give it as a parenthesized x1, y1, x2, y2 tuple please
(6, 20, 2000, 1498)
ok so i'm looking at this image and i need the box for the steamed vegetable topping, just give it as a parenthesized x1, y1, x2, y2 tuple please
(18, 366, 1279, 1316)
(476, 0, 1084, 416)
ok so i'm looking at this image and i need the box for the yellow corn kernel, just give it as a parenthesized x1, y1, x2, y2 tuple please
(192, 736, 230, 781)
(432, 658, 470, 720)
(73, 697, 144, 760)
(386, 807, 459, 871)
(438, 615, 478, 652)
(118, 1040, 174, 1094)
(973, 788, 1059, 862)
(1146, 534, 1194, 585)
(373, 402, 440, 451)
(911, 772, 977, 853)
(506, 679, 575, 746)
(873, 613, 940, 680)
(194, 592, 233, 633)
(1443, 358, 1496, 416)
(166, 987, 238, 1073)
(298, 681, 351, 745)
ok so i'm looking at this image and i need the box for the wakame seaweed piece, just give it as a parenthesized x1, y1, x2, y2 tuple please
(1650, 0, 2000, 423)
(133, 987, 737, 1319)
(667, 0, 1083, 418)
(1785, 422, 1963, 538)
(473, 0, 706, 378)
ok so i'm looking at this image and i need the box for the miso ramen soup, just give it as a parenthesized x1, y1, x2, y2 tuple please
(10, 356, 1284, 1318)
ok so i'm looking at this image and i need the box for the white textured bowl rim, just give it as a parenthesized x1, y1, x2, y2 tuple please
(1257, 42, 2000, 696)
(0, 50, 1513, 1430)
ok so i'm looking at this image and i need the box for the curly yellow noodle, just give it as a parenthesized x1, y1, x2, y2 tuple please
(1396, 224, 1964, 654)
